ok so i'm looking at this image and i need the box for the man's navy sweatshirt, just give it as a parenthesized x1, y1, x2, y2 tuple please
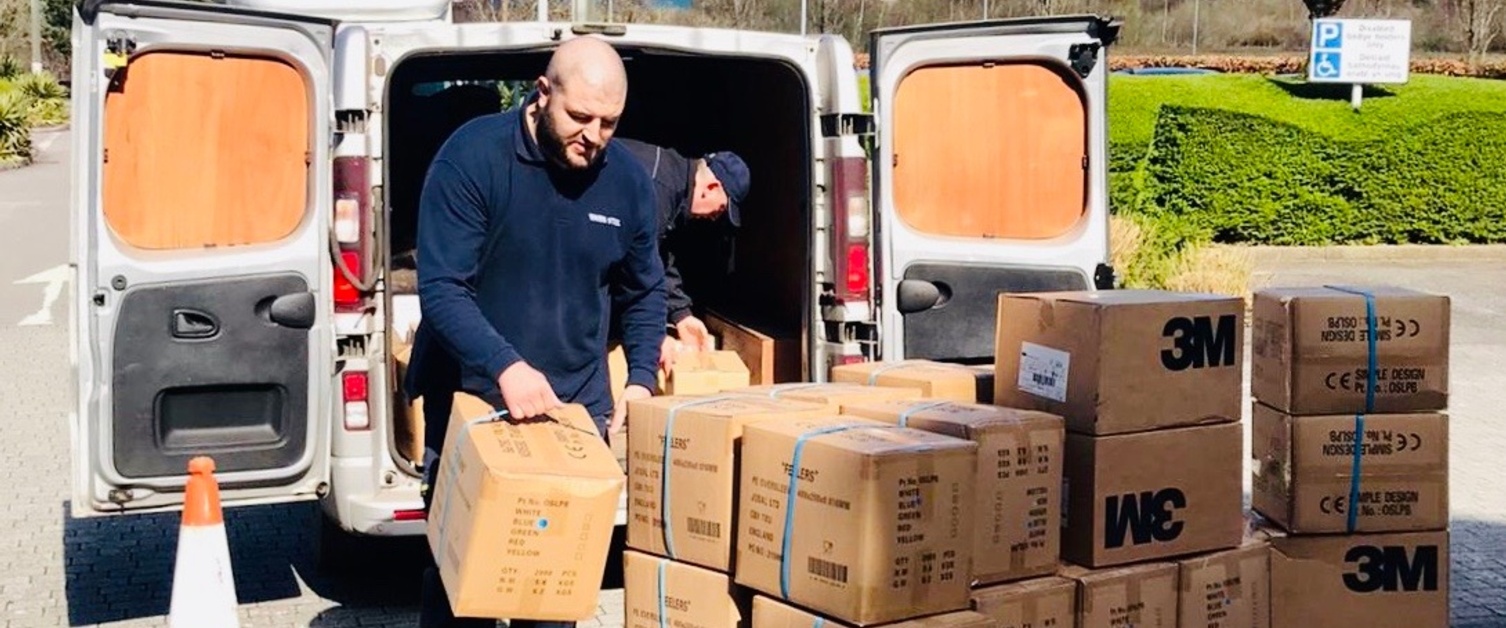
(405, 104, 666, 435)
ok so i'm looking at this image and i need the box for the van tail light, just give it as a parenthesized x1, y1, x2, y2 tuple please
(332, 156, 371, 313)
(830, 157, 871, 304)
(394, 509, 427, 521)
(342, 370, 370, 431)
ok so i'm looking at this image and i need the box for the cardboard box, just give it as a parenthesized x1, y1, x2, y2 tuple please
(994, 290, 1245, 435)
(830, 360, 981, 403)
(426, 394, 625, 621)
(706, 310, 803, 385)
(752, 596, 995, 628)
(1061, 562, 1179, 628)
(967, 365, 996, 404)
(1251, 286, 1450, 415)
(1176, 540, 1271, 628)
(1269, 530, 1449, 628)
(1251, 402, 1449, 534)
(625, 394, 832, 572)
(391, 339, 425, 465)
(842, 400, 1064, 585)
(1062, 421, 1244, 568)
(624, 550, 751, 628)
(727, 382, 926, 410)
(668, 351, 753, 394)
(971, 576, 1076, 628)
(735, 416, 979, 625)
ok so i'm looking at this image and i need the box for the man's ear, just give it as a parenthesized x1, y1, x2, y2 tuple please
(535, 76, 552, 104)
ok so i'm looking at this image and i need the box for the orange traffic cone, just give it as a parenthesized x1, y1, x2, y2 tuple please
(168, 456, 240, 628)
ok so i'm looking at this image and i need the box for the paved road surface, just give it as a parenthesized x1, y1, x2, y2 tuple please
(0, 130, 1501, 626)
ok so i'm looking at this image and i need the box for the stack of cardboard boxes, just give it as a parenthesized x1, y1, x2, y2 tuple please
(1249, 286, 1452, 627)
(990, 290, 1262, 628)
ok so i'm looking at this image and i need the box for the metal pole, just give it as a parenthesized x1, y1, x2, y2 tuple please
(537, 0, 548, 22)
(1192, 0, 1200, 56)
(571, 0, 589, 21)
(30, 0, 43, 74)
(800, 0, 807, 35)
(983, 0, 989, 19)
(1351, 83, 1364, 111)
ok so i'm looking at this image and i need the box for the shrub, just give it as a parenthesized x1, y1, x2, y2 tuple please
(1137, 105, 1506, 245)
(0, 88, 33, 164)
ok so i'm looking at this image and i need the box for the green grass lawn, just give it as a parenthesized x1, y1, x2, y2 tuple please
(1108, 73, 1506, 150)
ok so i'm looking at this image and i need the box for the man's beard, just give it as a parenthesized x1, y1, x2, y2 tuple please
(537, 109, 601, 171)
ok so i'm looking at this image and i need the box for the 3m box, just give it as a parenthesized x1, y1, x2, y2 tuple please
(1176, 540, 1271, 628)
(735, 416, 978, 625)
(1062, 421, 1244, 568)
(1060, 562, 1179, 628)
(994, 290, 1244, 435)
(971, 576, 1076, 628)
(1269, 530, 1449, 628)
(727, 382, 926, 410)
(1251, 286, 1450, 415)
(626, 394, 831, 572)
(751, 596, 995, 628)
(842, 399, 1064, 584)
(1252, 402, 1449, 534)
(426, 395, 625, 621)
(830, 360, 981, 403)
(623, 550, 750, 628)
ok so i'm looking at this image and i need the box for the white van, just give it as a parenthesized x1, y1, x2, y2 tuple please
(67, 0, 1117, 564)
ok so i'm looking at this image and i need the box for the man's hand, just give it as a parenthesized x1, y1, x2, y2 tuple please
(659, 335, 683, 373)
(675, 315, 715, 352)
(497, 361, 562, 419)
(610, 384, 652, 436)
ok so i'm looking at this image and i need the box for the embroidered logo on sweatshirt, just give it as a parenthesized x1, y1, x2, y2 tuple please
(588, 212, 622, 228)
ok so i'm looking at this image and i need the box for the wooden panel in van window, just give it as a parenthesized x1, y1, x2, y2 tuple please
(891, 61, 1087, 240)
(102, 51, 309, 250)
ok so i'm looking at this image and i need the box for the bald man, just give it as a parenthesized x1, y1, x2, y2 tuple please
(406, 36, 665, 628)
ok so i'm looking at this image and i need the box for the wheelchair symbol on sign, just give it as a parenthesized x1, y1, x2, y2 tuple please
(1313, 52, 1342, 79)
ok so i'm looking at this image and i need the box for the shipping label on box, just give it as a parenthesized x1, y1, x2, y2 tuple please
(1270, 530, 1449, 628)
(1251, 403, 1448, 534)
(842, 400, 1064, 585)
(726, 382, 926, 410)
(735, 416, 978, 626)
(1061, 562, 1179, 628)
(624, 550, 750, 628)
(426, 395, 625, 621)
(751, 596, 995, 628)
(971, 576, 1076, 628)
(1176, 540, 1271, 628)
(830, 360, 981, 403)
(1062, 422, 1244, 568)
(994, 290, 1244, 435)
(1251, 286, 1450, 415)
(625, 394, 832, 572)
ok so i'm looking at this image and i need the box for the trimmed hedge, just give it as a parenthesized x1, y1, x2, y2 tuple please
(1135, 106, 1506, 245)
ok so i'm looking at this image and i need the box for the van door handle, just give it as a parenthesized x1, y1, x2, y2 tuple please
(267, 292, 316, 329)
(172, 309, 219, 339)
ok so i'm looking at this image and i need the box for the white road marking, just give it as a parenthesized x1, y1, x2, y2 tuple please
(15, 264, 71, 326)
(31, 131, 63, 154)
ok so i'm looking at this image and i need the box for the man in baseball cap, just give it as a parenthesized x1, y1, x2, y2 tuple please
(613, 137, 751, 369)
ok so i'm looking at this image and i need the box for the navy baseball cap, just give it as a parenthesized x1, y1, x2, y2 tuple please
(703, 151, 750, 227)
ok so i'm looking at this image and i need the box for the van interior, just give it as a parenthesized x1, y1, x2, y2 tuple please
(382, 46, 813, 467)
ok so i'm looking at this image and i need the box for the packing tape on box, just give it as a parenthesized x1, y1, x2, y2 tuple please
(896, 400, 952, 427)
(659, 395, 741, 559)
(1324, 285, 1379, 533)
(779, 421, 905, 599)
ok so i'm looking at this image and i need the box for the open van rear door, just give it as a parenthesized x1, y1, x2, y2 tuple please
(868, 15, 1120, 363)
(71, 0, 335, 515)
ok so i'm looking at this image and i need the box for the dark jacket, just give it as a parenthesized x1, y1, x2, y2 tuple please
(406, 105, 666, 434)
(613, 137, 699, 324)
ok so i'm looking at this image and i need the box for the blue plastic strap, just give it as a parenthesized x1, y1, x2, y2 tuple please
(656, 558, 668, 628)
(661, 397, 732, 559)
(767, 383, 826, 398)
(813, 618, 826, 628)
(779, 421, 902, 598)
(865, 360, 920, 385)
(436, 406, 511, 573)
(1324, 285, 1378, 533)
(896, 400, 951, 427)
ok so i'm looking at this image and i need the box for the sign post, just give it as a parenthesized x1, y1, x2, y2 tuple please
(1308, 18, 1412, 111)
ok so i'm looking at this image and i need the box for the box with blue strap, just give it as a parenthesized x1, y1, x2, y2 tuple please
(750, 594, 995, 628)
(425, 394, 627, 621)
(733, 416, 980, 626)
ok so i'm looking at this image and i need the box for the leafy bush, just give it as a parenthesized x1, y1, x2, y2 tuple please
(1137, 106, 1506, 245)
(0, 56, 20, 80)
(0, 88, 33, 164)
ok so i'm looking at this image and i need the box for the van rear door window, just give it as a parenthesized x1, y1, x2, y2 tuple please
(102, 50, 310, 250)
(890, 61, 1087, 240)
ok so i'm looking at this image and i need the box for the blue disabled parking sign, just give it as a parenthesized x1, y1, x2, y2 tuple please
(1310, 19, 1346, 82)
(1312, 51, 1342, 79)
